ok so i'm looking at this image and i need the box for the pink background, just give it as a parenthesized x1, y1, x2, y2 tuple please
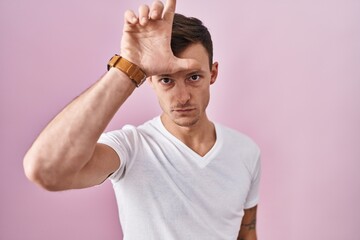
(1, 0, 360, 239)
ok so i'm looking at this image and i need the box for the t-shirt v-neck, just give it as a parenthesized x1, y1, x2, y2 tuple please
(152, 116, 223, 168)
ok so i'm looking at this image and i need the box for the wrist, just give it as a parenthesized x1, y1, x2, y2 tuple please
(107, 55, 147, 87)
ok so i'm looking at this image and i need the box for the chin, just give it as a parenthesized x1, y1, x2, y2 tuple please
(173, 117, 200, 127)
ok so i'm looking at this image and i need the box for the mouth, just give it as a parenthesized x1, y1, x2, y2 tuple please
(174, 108, 193, 111)
(171, 108, 195, 113)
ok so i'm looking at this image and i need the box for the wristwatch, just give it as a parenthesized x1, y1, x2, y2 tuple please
(107, 55, 147, 87)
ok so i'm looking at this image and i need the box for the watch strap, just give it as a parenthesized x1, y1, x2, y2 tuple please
(107, 55, 146, 87)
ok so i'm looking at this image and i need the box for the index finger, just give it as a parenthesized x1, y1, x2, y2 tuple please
(163, 0, 176, 20)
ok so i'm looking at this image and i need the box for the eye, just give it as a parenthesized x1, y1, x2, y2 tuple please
(188, 75, 201, 81)
(160, 77, 173, 85)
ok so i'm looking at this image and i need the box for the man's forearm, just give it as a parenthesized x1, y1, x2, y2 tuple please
(23, 68, 135, 189)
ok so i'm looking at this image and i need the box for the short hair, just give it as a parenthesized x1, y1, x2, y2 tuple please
(171, 13, 213, 69)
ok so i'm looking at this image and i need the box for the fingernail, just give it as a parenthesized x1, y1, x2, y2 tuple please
(141, 17, 148, 24)
(132, 17, 138, 23)
(151, 10, 158, 18)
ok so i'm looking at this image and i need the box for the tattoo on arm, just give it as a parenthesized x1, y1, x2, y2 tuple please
(238, 206, 258, 239)
(241, 217, 256, 231)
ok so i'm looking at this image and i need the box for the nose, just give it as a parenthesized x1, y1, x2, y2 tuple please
(174, 83, 191, 105)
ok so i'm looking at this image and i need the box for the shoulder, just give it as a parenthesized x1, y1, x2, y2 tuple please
(100, 124, 138, 143)
(215, 123, 261, 177)
(216, 123, 261, 170)
(217, 124, 260, 153)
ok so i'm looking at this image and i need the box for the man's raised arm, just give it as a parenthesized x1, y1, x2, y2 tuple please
(23, 0, 197, 191)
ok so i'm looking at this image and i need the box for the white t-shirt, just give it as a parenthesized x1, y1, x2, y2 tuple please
(98, 116, 261, 240)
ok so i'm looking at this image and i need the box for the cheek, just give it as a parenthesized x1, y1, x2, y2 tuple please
(156, 92, 172, 109)
(200, 90, 211, 108)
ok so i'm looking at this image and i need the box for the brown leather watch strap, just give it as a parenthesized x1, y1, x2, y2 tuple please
(107, 55, 147, 87)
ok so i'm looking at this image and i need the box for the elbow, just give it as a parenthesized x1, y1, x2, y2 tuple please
(23, 151, 69, 191)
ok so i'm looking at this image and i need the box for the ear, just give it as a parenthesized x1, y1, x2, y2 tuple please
(210, 62, 219, 85)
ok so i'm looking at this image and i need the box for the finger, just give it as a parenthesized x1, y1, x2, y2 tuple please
(164, 0, 176, 13)
(150, 1, 164, 20)
(124, 10, 138, 24)
(163, 0, 176, 20)
(138, 4, 150, 26)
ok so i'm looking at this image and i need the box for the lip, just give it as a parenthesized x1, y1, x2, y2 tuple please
(172, 108, 195, 112)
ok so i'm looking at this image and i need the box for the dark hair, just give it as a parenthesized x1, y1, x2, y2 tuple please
(171, 13, 213, 69)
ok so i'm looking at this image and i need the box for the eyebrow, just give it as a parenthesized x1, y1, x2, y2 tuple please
(157, 74, 171, 78)
(186, 71, 204, 76)
(156, 70, 205, 78)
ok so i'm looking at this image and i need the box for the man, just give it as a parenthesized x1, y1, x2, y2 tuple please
(23, 0, 261, 239)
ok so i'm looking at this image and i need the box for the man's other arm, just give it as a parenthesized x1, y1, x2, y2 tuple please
(237, 205, 258, 240)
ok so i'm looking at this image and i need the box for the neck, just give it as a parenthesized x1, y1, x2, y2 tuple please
(160, 114, 216, 156)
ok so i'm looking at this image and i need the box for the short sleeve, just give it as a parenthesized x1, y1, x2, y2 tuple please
(244, 150, 261, 209)
(97, 125, 138, 183)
